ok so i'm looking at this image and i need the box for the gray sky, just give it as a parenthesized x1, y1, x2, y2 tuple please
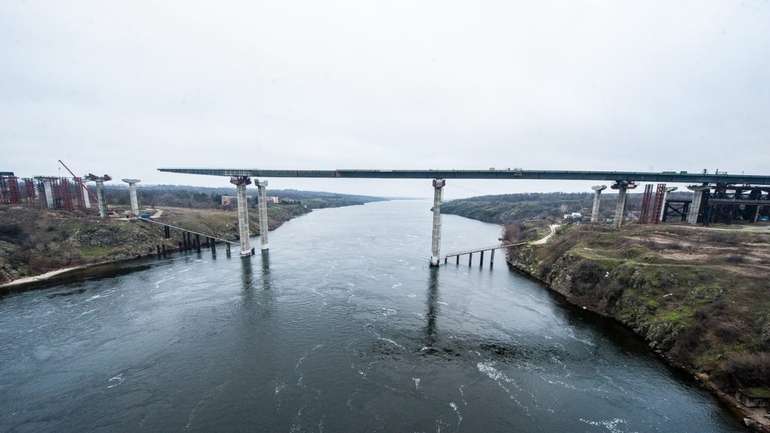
(2, 0, 769, 198)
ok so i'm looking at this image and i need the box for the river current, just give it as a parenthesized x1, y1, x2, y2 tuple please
(0, 200, 745, 432)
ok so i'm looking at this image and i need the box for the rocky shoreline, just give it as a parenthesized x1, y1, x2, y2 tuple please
(505, 232, 770, 432)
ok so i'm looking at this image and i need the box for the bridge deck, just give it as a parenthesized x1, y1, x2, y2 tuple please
(158, 168, 770, 185)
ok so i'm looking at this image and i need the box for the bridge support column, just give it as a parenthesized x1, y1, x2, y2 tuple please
(230, 176, 252, 257)
(42, 179, 54, 209)
(82, 185, 91, 209)
(122, 178, 141, 216)
(256, 180, 269, 250)
(611, 181, 636, 229)
(687, 185, 709, 225)
(94, 179, 107, 218)
(590, 185, 607, 223)
(430, 179, 446, 267)
(659, 187, 677, 222)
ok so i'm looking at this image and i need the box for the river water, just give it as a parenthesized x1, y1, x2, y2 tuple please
(0, 200, 745, 432)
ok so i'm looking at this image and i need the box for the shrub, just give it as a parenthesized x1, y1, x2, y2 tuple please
(723, 353, 770, 390)
(0, 224, 28, 244)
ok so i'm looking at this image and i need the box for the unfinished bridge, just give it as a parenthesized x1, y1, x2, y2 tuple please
(152, 168, 770, 266)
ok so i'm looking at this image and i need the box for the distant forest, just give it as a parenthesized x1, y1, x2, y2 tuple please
(103, 185, 386, 209)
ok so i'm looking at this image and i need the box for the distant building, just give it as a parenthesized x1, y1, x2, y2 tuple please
(265, 196, 280, 204)
(563, 212, 583, 223)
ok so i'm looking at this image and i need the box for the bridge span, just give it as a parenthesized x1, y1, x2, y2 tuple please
(157, 167, 770, 266)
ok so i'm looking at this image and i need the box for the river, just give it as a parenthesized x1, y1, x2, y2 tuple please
(0, 200, 746, 432)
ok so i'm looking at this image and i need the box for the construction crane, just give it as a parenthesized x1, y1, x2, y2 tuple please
(58, 159, 98, 203)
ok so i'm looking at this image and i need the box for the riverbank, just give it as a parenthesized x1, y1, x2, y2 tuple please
(505, 223, 770, 431)
(0, 203, 311, 292)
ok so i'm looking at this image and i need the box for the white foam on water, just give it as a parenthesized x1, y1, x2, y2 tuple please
(476, 361, 529, 413)
(107, 373, 125, 389)
(458, 385, 467, 406)
(378, 337, 405, 350)
(412, 377, 421, 390)
(380, 307, 397, 317)
(78, 309, 97, 317)
(392, 282, 403, 288)
(579, 417, 636, 433)
(154, 276, 176, 288)
(449, 402, 463, 427)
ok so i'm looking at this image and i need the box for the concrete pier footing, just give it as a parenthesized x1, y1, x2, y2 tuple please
(429, 179, 446, 267)
(611, 181, 636, 229)
(230, 176, 252, 257)
(590, 185, 607, 223)
(687, 185, 709, 225)
(122, 179, 141, 216)
(256, 180, 269, 250)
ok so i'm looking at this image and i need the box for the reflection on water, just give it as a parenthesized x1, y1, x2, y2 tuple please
(424, 266, 440, 350)
(0, 201, 746, 433)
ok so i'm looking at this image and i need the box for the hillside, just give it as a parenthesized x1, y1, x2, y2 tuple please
(0, 188, 385, 287)
(442, 191, 692, 224)
(506, 223, 770, 430)
(103, 185, 385, 209)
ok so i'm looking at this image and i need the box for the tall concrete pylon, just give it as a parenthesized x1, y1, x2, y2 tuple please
(122, 179, 141, 216)
(230, 176, 252, 256)
(42, 178, 55, 209)
(430, 179, 446, 267)
(687, 185, 709, 225)
(611, 181, 636, 229)
(82, 185, 91, 209)
(256, 179, 269, 250)
(590, 185, 607, 223)
(85, 174, 112, 218)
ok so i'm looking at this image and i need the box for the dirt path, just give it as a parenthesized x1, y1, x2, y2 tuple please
(530, 224, 560, 245)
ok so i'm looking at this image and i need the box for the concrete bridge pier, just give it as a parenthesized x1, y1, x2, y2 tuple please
(659, 187, 677, 222)
(42, 179, 54, 209)
(82, 185, 91, 209)
(230, 176, 253, 257)
(611, 181, 636, 228)
(256, 180, 269, 250)
(95, 180, 107, 218)
(122, 178, 141, 216)
(590, 185, 607, 223)
(84, 174, 111, 218)
(687, 185, 709, 225)
(430, 179, 446, 267)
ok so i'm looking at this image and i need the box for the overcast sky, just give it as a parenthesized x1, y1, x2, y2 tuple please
(2, 1, 769, 198)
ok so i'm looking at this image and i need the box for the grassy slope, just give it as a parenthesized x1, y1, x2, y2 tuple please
(0, 203, 310, 283)
(507, 224, 770, 398)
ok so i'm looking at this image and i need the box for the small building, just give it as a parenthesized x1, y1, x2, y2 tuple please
(563, 212, 583, 223)
(736, 388, 770, 408)
(266, 196, 280, 204)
